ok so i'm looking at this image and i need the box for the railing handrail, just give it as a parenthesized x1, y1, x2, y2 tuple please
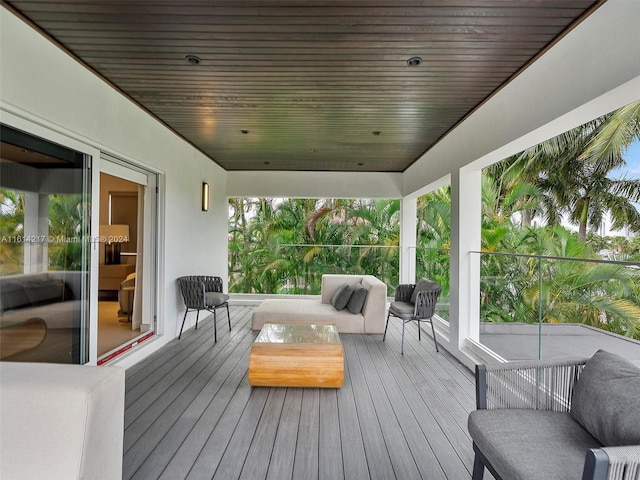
(278, 243, 398, 249)
(471, 250, 640, 267)
(277, 244, 453, 252)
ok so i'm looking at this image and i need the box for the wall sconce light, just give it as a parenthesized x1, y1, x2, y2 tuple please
(202, 182, 210, 212)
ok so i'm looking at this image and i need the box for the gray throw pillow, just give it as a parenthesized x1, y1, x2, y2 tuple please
(346, 284, 368, 314)
(570, 349, 640, 446)
(205, 292, 229, 306)
(330, 283, 354, 311)
(410, 277, 440, 304)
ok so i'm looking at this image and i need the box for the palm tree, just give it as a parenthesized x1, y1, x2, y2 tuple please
(504, 99, 640, 241)
(416, 187, 452, 303)
(48, 194, 88, 270)
(417, 186, 451, 250)
(345, 199, 400, 290)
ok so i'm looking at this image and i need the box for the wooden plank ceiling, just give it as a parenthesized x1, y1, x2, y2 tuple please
(4, 1, 601, 172)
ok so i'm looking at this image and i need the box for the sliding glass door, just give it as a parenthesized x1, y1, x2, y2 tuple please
(1, 124, 91, 363)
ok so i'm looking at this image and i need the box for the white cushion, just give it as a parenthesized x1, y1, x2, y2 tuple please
(0, 362, 125, 480)
(252, 299, 365, 333)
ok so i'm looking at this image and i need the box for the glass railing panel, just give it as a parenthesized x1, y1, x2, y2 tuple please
(229, 244, 400, 296)
(414, 247, 450, 322)
(476, 251, 640, 363)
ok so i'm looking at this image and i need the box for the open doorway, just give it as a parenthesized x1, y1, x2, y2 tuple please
(97, 162, 157, 362)
(98, 173, 138, 356)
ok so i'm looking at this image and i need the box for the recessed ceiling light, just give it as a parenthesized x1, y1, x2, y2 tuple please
(185, 55, 201, 65)
(406, 56, 422, 67)
(372, 131, 382, 136)
(241, 130, 249, 134)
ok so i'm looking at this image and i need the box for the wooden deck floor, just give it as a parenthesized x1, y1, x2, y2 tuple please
(123, 305, 486, 480)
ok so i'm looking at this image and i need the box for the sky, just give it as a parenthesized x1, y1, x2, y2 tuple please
(601, 137, 640, 236)
(612, 138, 640, 178)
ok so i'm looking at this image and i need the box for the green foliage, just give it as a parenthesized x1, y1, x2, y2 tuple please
(228, 198, 400, 295)
(0, 189, 25, 275)
(478, 212, 640, 339)
(47, 194, 89, 271)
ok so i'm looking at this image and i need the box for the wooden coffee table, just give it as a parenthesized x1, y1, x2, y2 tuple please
(248, 322, 344, 388)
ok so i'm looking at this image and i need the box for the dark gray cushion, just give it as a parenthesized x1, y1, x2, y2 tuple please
(570, 349, 640, 446)
(410, 277, 439, 304)
(330, 283, 353, 311)
(0, 281, 31, 311)
(389, 301, 415, 318)
(205, 292, 229, 306)
(346, 284, 368, 314)
(468, 409, 601, 480)
(24, 277, 66, 305)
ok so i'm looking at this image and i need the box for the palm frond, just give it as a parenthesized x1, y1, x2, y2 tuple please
(582, 99, 640, 165)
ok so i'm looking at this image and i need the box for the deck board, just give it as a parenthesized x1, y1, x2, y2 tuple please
(319, 389, 343, 480)
(265, 388, 302, 480)
(292, 389, 320, 480)
(336, 356, 370, 479)
(124, 305, 489, 480)
(239, 388, 286, 480)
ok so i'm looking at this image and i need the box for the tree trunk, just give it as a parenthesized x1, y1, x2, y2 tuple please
(578, 221, 587, 242)
(578, 197, 590, 242)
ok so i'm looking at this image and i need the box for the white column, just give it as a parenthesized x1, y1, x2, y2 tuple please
(399, 197, 417, 285)
(38, 194, 49, 270)
(449, 166, 481, 354)
(23, 193, 50, 273)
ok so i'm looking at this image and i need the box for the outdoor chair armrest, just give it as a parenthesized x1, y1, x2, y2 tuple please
(583, 446, 640, 480)
(414, 287, 441, 318)
(394, 283, 415, 302)
(476, 356, 589, 410)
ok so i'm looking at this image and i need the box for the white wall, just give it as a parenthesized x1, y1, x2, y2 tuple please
(0, 6, 229, 366)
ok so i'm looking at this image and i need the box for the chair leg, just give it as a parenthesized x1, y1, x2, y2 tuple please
(226, 303, 231, 331)
(401, 319, 406, 354)
(195, 310, 200, 330)
(213, 308, 218, 343)
(383, 310, 391, 341)
(417, 319, 421, 341)
(430, 317, 439, 352)
(178, 309, 189, 339)
(472, 453, 485, 480)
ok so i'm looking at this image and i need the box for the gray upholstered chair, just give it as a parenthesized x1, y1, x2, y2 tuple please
(469, 351, 640, 480)
(177, 275, 230, 342)
(383, 278, 441, 354)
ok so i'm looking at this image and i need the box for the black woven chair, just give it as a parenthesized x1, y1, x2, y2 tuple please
(177, 275, 230, 342)
(383, 279, 441, 354)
